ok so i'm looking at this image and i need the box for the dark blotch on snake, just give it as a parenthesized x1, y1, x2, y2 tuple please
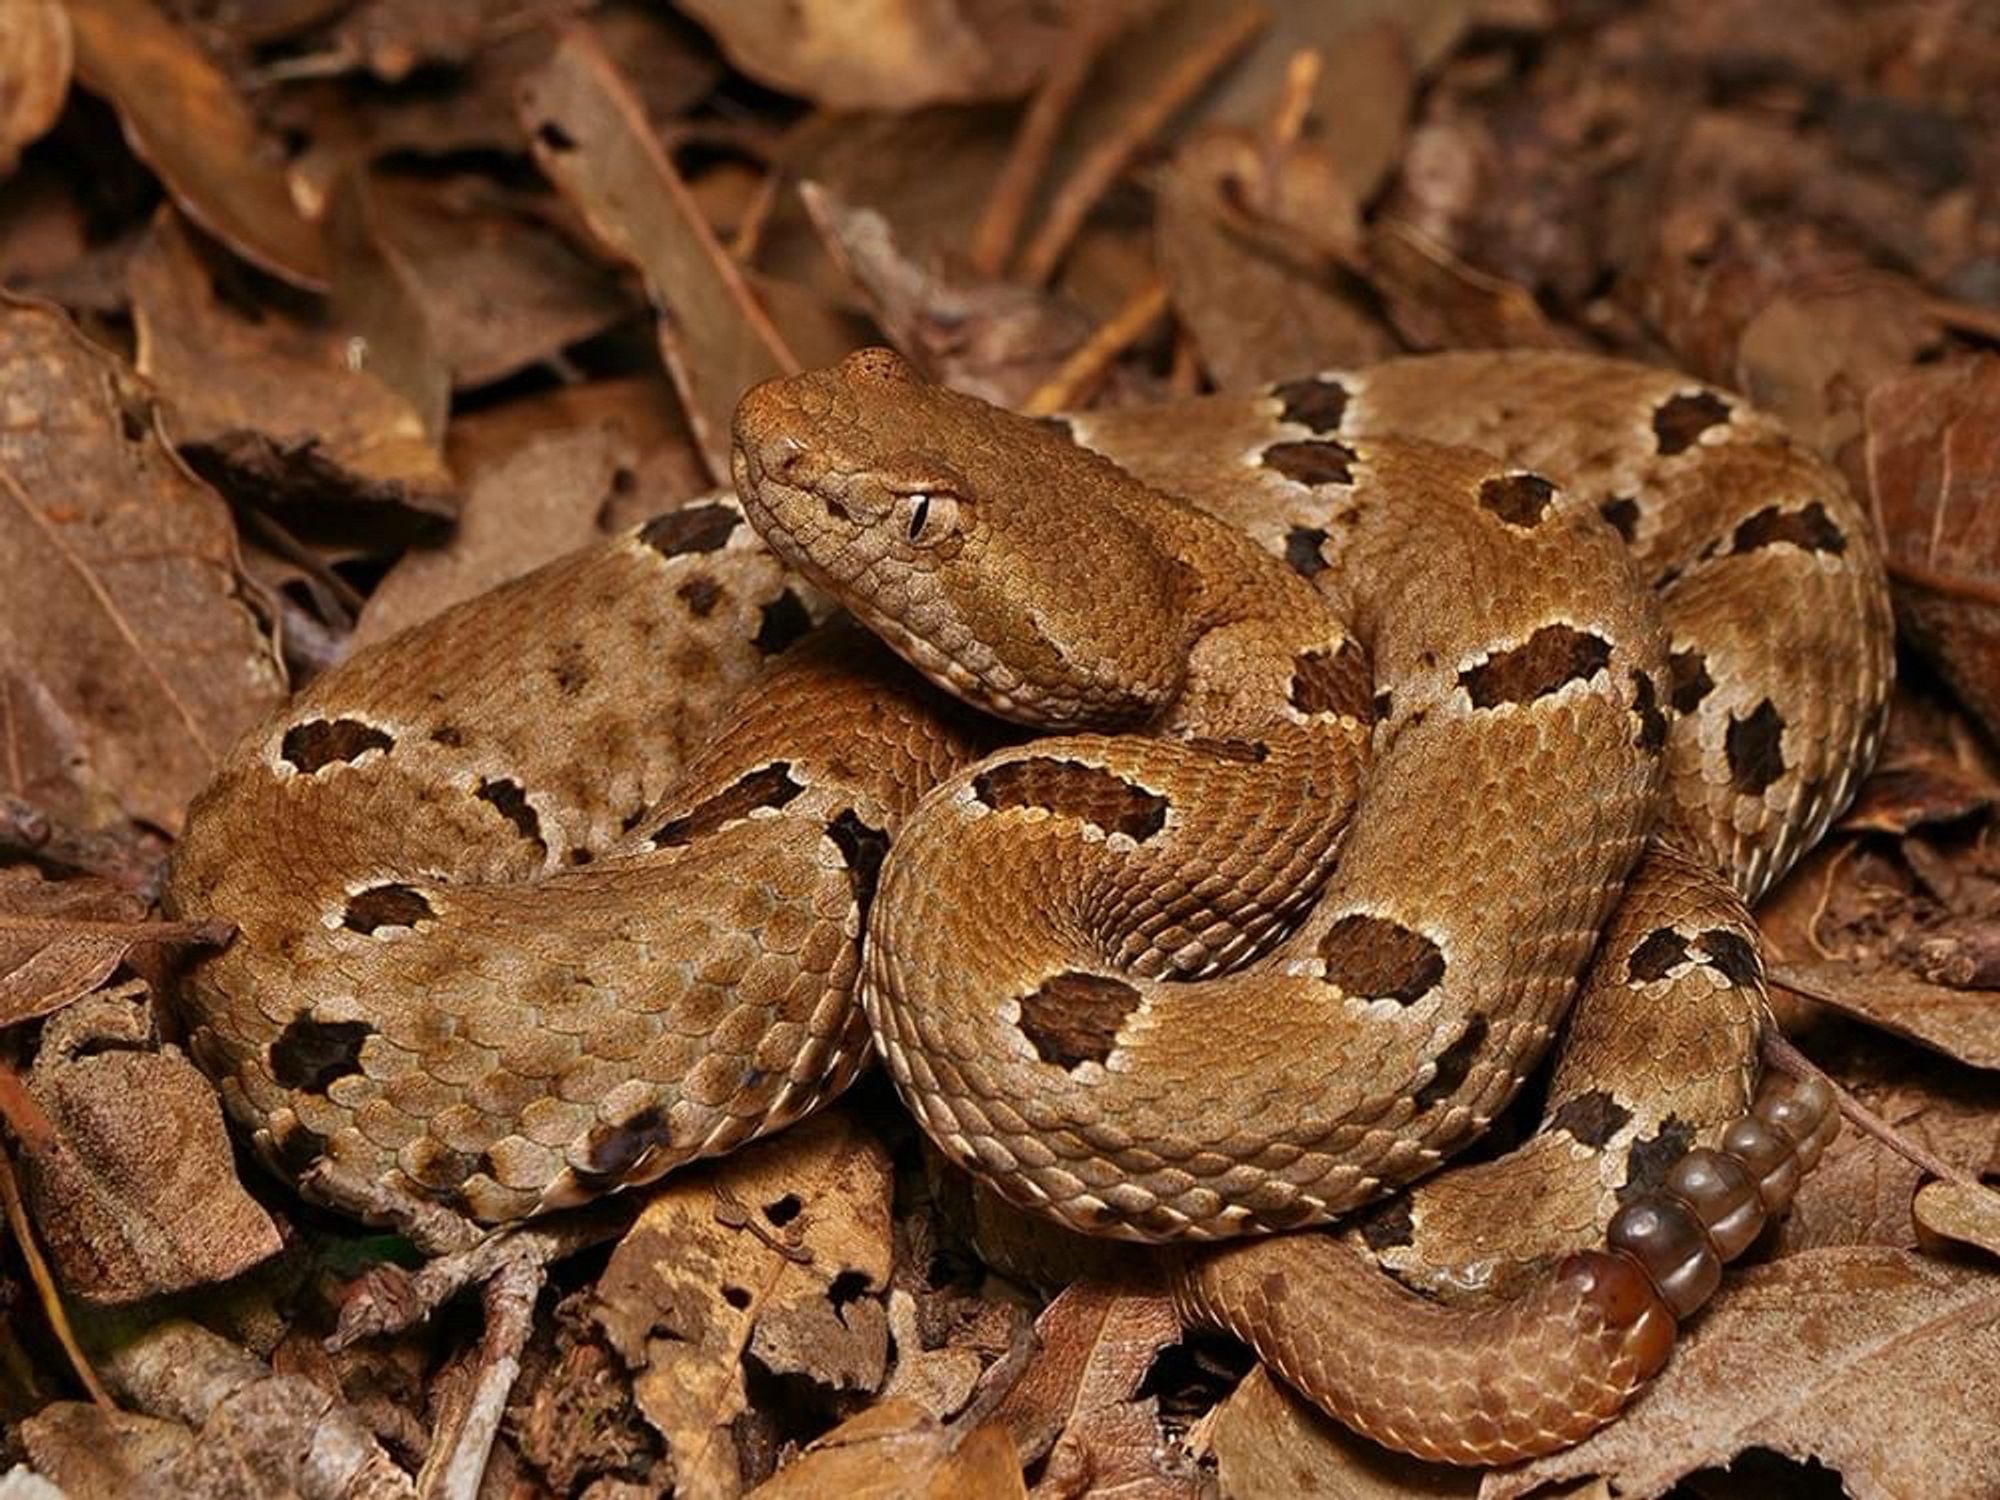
(571, 1105, 673, 1183)
(754, 589, 814, 655)
(654, 763, 805, 847)
(678, 576, 724, 616)
(1627, 928, 1690, 983)
(1460, 625, 1613, 709)
(1731, 501, 1846, 557)
(1726, 698, 1788, 797)
(1272, 377, 1351, 434)
(1631, 670, 1668, 753)
(1600, 495, 1640, 543)
(477, 777, 545, 858)
(1284, 525, 1329, 577)
(1550, 1088, 1635, 1148)
(1668, 649, 1715, 713)
(1653, 391, 1732, 456)
(270, 1015, 374, 1093)
(1699, 929, 1762, 986)
(1414, 1015, 1491, 1110)
(1264, 439, 1358, 487)
(1319, 915, 1445, 1005)
(1620, 1116, 1698, 1202)
(827, 809, 891, 927)
(974, 759, 1168, 841)
(640, 502, 738, 558)
(1478, 472, 1557, 527)
(281, 718, 392, 773)
(271, 1120, 330, 1175)
(1018, 972, 1143, 1070)
(342, 883, 435, 935)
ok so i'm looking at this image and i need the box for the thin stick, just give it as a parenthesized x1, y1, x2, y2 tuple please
(969, 17, 1111, 278)
(1759, 1023, 1981, 1189)
(0, 1136, 117, 1408)
(1020, 278, 1169, 417)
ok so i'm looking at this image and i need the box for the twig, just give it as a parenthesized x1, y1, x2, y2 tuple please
(1759, 1022, 1982, 1190)
(1020, 277, 1169, 416)
(417, 1246, 545, 1500)
(969, 15, 1115, 277)
(0, 1134, 117, 1408)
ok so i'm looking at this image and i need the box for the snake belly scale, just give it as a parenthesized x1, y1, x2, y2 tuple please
(164, 348, 1891, 1463)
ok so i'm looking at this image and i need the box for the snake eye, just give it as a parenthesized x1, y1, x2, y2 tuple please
(898, 489, 961, 546)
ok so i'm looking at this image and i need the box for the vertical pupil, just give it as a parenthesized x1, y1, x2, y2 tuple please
(907, 495, 930, 540)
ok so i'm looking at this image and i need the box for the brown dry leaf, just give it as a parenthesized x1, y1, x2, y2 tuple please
(0, 292, 285, 835)
(24, 983, 282, 1303)
(1838, 759, 1996, 835)
(593, 1109, 895, 1499)
(1198, 1365, 1475, 1500)
(1156, 135, 1392, 388)
(520, 24, 797, 482)
(800, 182, 1090, 408)
(128, 208, 456, 536)
(677, 0, 1152, 113)
(1732, 277, 1939, 464)
(327, 0, 586, 82)
(1488, 1247, 2000, 1500)
(1774, 959, 2000, 1072)
(0, 0, 71, 180)
(1366, 218, 1576, 351)
(67, 0, 328, 289)
(1914, 1179, 2000, 1259)
(363, 175, 631, 391)
(1864, 355, 2000, 745)
(0, 866, 224, 1029)
(745, 1402, 1026, 1500)
(991, 1281, 1196, 1499)
(353, 424, 633, 648)
(15, 1402, 198, 1498)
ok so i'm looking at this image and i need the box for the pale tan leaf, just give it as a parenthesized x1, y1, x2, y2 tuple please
(519, 24, 797, 483)
(0, 0, 71, 180)
(0, 867, 226, 1028)
(746, 1402, 1027, 1500)
(1200, 1366, 1475, 1500)
(1773, 959, 2000, 1071)
(0, 294, 286, 835)
(1488, 1247, 2000, 1500)
(66, 0, 328, 288)
(1913, 1178, 2000, 1258)
(593, 1109, 894, 1499)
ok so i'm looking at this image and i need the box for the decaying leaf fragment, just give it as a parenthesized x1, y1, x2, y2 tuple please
(744, 1401, 1026, 1500)
(592, 1108, 895, 1498)
(520, 25, 796, 482)
(0, 0, 71, 180)
(0, 866, 224, 1028)
(0, 293, 285, 835)
(128, 210, 456, 536)
(66, 0, 328, 288)
(23, 983, 281, 1303)
(1199, 1366, 1474, 1500)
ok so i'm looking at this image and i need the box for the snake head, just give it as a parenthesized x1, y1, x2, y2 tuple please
(732, 348, 1191, 730)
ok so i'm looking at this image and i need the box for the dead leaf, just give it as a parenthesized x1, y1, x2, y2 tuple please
(521, 24, 797, 482)
(15, 1402, 197, 1498)
(0, 0, 70, 181)
(1913, 1179, 2000, 1259)
(1865, 355, 2000, 745)
(1487, 1247, 2000, 1500)
(23, 983, 282, 1303)
(353, 423, 632, 647)
(0, 866, 225, 1028)
(678, 0, 1154, 113)
(1198, 1365, 1475, 1500)
(1366, 218, 1576, 351)
(1774, 959, 2000, 1072)
(67, 0, 329, 288)
(593, 1109, 895, 1499)
(128, 208, 456, 537)
(324, 0, 587, 83)
(745, 1401, 1027, 1500)
(990, 1281, 1196, 1499)
(799, 182, 1091, 408)
(0, 292, 286, 834)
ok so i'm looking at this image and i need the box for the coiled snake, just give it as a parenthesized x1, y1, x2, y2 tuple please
(165, 349, 1891, 1464)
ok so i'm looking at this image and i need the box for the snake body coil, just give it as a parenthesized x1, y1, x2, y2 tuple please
(166, 349, 1890, 1462)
